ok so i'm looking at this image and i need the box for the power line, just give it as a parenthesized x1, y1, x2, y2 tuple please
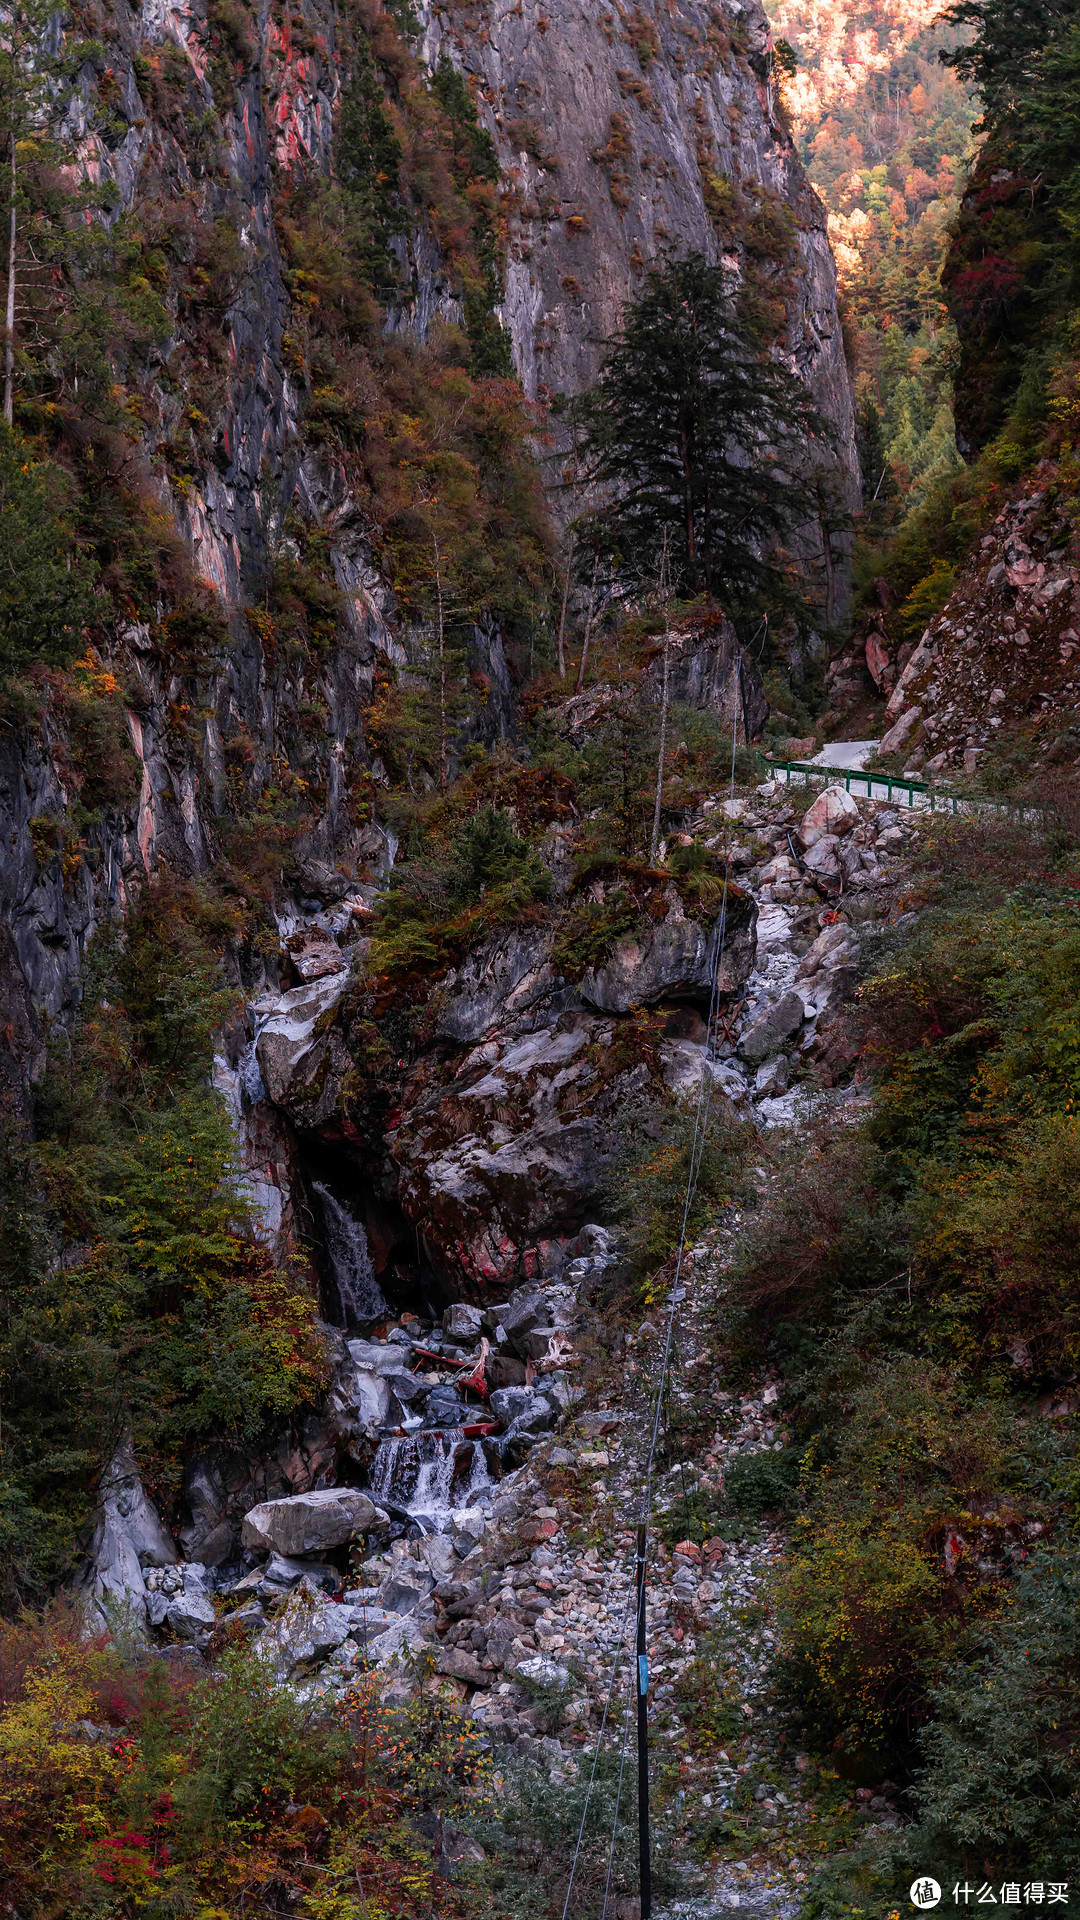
(558, 703, 743, 1920)
(631, 705, 742, 1918)
(600, 1665, 636, 1920)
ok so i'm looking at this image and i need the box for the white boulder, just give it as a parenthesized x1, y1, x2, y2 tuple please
(253, 971, 350, 1107)
(798, 785, 860, 846)
(241, 1486, 378, 1556)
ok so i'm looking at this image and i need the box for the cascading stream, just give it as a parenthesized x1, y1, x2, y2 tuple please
(311, 1182, 389, 1324)
(369, 1432, 497, 1531)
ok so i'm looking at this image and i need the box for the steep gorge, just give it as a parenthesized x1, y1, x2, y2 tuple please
(0, 0, 859, 1284)
(0, 0, 982, 1911)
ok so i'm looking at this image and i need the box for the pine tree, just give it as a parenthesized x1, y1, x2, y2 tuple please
(571, 249, 833, 621)
(941, 0, 1073, 131)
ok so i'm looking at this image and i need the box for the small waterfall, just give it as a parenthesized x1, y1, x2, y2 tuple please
(311, 1182, 389, 1325)
(370, 1433, 496, 1530)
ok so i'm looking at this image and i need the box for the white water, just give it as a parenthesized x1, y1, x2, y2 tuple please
(311, 1182, 389, 1324)
(370, 1431, 497, 1530)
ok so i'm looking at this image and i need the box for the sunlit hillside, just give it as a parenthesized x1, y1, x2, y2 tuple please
(766, 0, 977, 527)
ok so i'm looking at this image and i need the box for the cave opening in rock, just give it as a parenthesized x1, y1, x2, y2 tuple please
(300, 1149, 443, 1327)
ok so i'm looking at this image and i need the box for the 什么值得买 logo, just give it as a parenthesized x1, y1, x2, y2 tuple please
(912, 1880, 943, 1910)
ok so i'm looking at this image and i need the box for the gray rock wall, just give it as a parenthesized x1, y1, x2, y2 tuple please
(424, 0, 858, 556)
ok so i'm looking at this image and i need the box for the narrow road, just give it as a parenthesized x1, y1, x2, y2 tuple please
(767, 741, 989, 814)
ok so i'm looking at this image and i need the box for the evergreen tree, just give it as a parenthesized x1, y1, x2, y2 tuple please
(571, 249, 833, 621)
(941, 0, 1078, 132)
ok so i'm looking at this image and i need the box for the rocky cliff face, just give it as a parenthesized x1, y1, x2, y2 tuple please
(825, 467, 1080, 781)
(1, 0, 855, 1034)
(0, 0, 859, 1356)
(424, 0, 856, 450)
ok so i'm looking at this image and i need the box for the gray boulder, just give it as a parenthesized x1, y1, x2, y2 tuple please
(378, 1567, 433, 1614)
(489, 1385, 536, 1425)
(166, 1584, 217, 1641)
(796, 921, 855, 978)
(346, 1338, 413, 1377)
(79, 1443, 178, 1634)
(738, 990, 805, 1065)
(436, 1646, 488, 1688)
(443, 1303, 484, 1343)
(493, 1289, 546, 1354)
(415, 1532, 460, 1582)
(490, 1385, 559, 1437)
(241, 1487, 378, 1556)
(250, 1592, 355, 1679)
(801, 835, 842, 883)
(386, 1370, 429, 1407)
(517, 1653, 570, 1688)
(423, 1386, 468, 1428)
(487, 1352, 527, 1390)
(579, 897, 756, 1014)
(231, 1553, 341, 1602)
(251, 1588, 322, 1679)
(348, 1367, 393, 1428)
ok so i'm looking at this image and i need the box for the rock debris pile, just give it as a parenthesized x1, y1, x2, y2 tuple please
(833, 471, 1080, 777)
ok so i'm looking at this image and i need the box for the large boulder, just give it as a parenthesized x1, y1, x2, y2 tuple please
(579, 892, 755, 1014)
(443, 1303, 484, 1343)
(283, 926, 347, 984)
(79, 1443, 178, 1634)
(737, 989, 806, 1065)
(252, 969, 351, 1111)
(489, 1384, 559, 1437)
(241, 1487, 378, 1556)
(251, 1587, 354, 1679)
(798, 785, 860, 846)
(801, 834, 842, 883)
(489, 1287, 547, 1353)
(232, 1553, 342, 1602)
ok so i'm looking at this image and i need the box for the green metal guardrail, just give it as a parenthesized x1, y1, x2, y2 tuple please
(752, 751, 1027, 816)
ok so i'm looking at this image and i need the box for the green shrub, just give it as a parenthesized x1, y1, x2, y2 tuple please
(178, 1644, 344, 1831)
(0, 425, 98, 672)
(723, 1447, 801, 1519)
(910, 1546, 1080, 1871)
(673, 1638, 745, 1750)
(448, 804, 549, 903)
(603, 1096, 750, 1290)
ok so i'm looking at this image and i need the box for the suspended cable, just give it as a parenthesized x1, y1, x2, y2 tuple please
(559, 689, 744, 1920)
(600, 1664, 636, 1920)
